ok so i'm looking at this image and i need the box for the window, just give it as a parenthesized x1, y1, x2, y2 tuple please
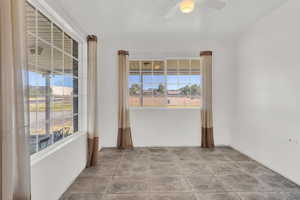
(129, 59, 202, 108)
(26, 2, 80, 155)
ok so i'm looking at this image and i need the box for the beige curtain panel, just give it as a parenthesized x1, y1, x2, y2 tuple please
(117, 50, 133, 149)
(200, 51, 215, 148)
(0, 0, 31, 199)
(87, 35, 99, 167)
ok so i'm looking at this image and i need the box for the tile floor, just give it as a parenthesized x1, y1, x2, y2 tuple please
(61, 147, 300, 200)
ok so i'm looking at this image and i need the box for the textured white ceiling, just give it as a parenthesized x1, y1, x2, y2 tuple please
(46, 0, 288, 39)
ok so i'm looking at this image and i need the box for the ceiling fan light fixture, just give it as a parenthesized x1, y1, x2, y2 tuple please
(180, 0, 195, 14)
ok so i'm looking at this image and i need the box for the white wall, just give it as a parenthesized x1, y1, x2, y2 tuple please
(98, 34, 236, 147)
(31, 133, 87, 200)
(130, 108, 201, 147)
(232, 0, 300, 185)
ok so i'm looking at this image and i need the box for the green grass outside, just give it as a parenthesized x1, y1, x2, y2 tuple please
(30, 103, 72, 112)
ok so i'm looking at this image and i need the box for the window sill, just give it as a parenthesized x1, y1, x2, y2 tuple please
(129, 107, 201, 110)
(30, 132, 86, 167)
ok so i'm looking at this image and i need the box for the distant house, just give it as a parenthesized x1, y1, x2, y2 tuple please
(51, 86, 73, 96)
(168, 90, 181, 96)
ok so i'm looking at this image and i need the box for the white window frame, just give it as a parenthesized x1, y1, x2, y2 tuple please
(129, 57, 202, 109)
(27, 0, 88, 162)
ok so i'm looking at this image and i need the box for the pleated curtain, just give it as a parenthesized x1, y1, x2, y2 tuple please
(200, 51, 215, 148)
(117, 50, 133, 149)
(86, 35, 99, 167)
(0, 0, 31, 199)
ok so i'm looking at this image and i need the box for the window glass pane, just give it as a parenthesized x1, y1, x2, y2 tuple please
(143, 82, 153, 93)
(53, 49, 63, 73)
(64, 75, 73, 97)
(190, 75, 201, 96)
(63, 96, 73, 117)
(129, 61, 140, 71)
(178, 75, 190, 84)
(64, 117, 73, 137)
(167, 95, 185, 107)
(26, 3, 36, 34)
(37, 40, 51, 71)
(64, 55, 73, 75)
(190, 83, 201, 96)
(167, 83, 182, 107)
(129, 96, 141, 107)
(153, 72, 164, 84)
(129, 72, 141, 107)
(153, 96, 166, 107)
(153, 61, 164, 72)
(167, 84, 180, 96)
(73, 97, 78, 115)
(142, 71, 152, 85)
(51, 74, 64, 96)
(27, 34, 36, 65)
(179, 59, 190, 73)
(34, 69, 47, 97)
(73, 115, 79, 133)
(61, 96, 73, 138)
(73, 59, 78, 77)
(191, 60, 201, 72)
(73, 40, 79, 59)
(29, 68, 38, 154)
(53, 24, 63, 49)
(73, 78, 78, 96)
(167, 60, 178, 73)
(142, 91, 153, 107)
(187, 96, 201, 107)
(37, 11, 51, 43)
(167, 73, 178, 85)
(153, 72, 165, 96)
(129, 73, 141, 93)
(179, 83, 191, 96)
(36, 96, 46, 135)
(141, 61, 152, 72)
(153, 83, 165, 96)
(129, 72, 141, 85)
(64, 33, 73, 55)
(142, 68, 153, 106)
(38, 134, 52, 151)
(29, 136, 38, 155)
(153, 71, 166, 106)
(51, 96, 64, 142)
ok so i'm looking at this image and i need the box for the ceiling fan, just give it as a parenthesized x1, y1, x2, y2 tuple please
(164, 0, 227, 18)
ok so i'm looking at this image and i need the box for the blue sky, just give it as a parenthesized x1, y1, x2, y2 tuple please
(29, 71, 73, 87)
(129, 74, 202, 90)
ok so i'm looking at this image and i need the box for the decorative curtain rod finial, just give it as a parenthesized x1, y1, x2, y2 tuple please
(87, 35, 98, 41)
(118, 50, 129, 56)
(200, 51, 213, 56)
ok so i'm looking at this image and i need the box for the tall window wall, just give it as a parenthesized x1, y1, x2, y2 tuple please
(26, 2, 79, 155)
(129, 59, 202, 108)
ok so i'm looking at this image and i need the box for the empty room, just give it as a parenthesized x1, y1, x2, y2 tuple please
(1, 0, 300, 199)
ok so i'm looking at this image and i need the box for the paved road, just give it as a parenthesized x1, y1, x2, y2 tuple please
(30, 111, 72, 129)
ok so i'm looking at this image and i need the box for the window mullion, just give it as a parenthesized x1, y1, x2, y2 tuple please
(164, 59, 167, 107)
(151, 61, 154, 107)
